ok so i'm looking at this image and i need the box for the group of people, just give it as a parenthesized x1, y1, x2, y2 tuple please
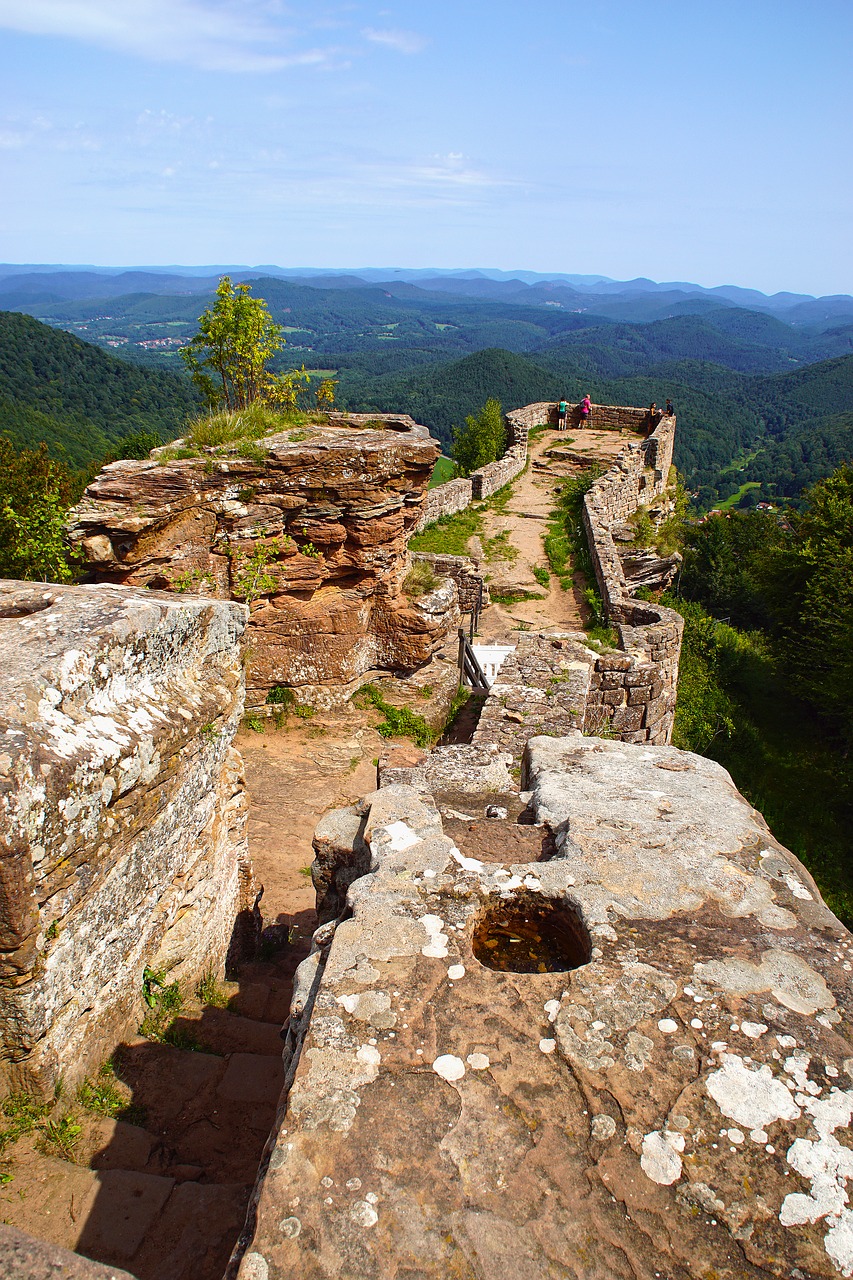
(555, 395, 673, 432)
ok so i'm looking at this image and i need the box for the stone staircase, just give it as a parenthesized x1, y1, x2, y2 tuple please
(0, 949, 308, 1280)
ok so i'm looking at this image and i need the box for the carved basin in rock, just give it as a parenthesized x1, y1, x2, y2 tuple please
(472, 893, 591, 973)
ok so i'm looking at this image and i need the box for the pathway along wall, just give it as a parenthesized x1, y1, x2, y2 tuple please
(0, 582, 252, 1096)
(418, 401, 683, 745)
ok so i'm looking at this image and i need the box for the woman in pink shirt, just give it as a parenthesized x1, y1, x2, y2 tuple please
(579, 394, 591, 424)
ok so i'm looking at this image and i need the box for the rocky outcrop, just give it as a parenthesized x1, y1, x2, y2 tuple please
(234, 734, 853, 1280)
(0, 581, 251, 1095)
(67, 417, 459, 706)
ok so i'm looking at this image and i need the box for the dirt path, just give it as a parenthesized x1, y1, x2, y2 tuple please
(475, 426, 630, 641)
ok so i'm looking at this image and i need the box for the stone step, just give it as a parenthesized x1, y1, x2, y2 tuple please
(175, 1007, 286, 1056)
(121, 1180, 251, 1280)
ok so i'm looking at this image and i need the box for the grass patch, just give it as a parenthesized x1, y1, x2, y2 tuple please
(353, 683, 435, 748)
(429, 456, 458, 488)
(483, 530, 518, 563)
(715, 481, 762, 511)
(489, 588, 544, 605)
(403, 559, 440, 598)
(186, 404, 321, 450)
(409, 505, 484, 556)
(532, 565, 550, 588)
(196, 969, 229, 1008)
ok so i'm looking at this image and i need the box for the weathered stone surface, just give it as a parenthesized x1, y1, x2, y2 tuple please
(67, 418, 458, 704)
(0, 1224, 137, 1279)
(235, 736, 853, 1280)
(0, 581, 252, 1094)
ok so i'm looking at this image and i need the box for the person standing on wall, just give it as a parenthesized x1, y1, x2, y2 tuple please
(557, 398, 568, 430)
(579, 394, 591, 426)
(665, 398, 674, 416)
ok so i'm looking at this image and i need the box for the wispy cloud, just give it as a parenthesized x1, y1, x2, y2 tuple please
(0, 0, 343, 73)
(0, 112, 100, 152)
(362, 26, 427, 55)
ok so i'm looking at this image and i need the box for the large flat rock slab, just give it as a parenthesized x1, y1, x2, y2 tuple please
(235, 736, 853, 1280)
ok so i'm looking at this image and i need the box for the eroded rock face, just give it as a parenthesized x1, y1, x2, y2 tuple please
(67, 419, 458, 704)
(0, 582, 252, 1095)
(236, 734, 853, 1280)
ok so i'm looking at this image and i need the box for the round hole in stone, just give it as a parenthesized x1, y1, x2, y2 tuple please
(472, 894, 591, 974)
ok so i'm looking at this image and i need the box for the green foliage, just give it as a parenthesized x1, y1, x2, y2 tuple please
(37, 1115, 82, 1161)
(483, 530, 518, 562)
(489, 588, 543, 605)
(243, 713, 266, 733)
(403, 559, 439, 598)
(112, 429, 162, 460)
(532, 565, 550, 588)
(139, 971, 185, 1041)
(77, 1061, 128, 1118)
(0, 436, 79, 582)
(181, 277, 285, 410)
(195, 970, 229, 1008)
(451, 397, 507, 475)
(266, 685, 296, 708)
(665, 591, 852, 926)
(353, 683, 435, 748)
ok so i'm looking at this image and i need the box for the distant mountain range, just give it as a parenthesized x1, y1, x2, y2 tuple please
(1, 264, 852, 328)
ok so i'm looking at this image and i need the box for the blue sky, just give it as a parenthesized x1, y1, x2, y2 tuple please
(0, 0, 850, 296)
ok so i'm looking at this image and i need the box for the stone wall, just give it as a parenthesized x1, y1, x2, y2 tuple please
(67, 416, 460, 707)
(410, 552, 488, 612)
(0, 581, 252, 1095)
(415, 477, 472, 532)
(581, 411, 682, 743)
(471, 633, 590, 754)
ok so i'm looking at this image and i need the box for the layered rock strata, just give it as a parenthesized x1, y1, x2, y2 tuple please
(0, 581, 251, 1095)
(67, 417, 458, 705)
(234, 734, 853, 1280)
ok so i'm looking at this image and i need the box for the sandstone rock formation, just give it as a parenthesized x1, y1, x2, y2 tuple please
(67, 417, 459, 706)
(0, 582, 251, 1095)
(235, 734, 853, 1280)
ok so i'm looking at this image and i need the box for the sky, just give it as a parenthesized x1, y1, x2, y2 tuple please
(0, 0, 850, 297)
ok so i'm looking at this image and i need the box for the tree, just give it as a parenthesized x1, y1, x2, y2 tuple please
(451, 397, 506, 476)
(0, 436, 78, 582)
(181, 277, 285, 410)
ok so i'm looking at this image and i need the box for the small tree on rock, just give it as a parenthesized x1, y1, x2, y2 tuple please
(181, 277, 285, 411)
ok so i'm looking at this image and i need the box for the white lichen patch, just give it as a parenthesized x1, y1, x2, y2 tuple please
(658, 1018, 678, 1034)
(591, 1114, 617, 1141)
(379, 821, 422, 853)
(451, 847, 485, 873)
(544, 999, 561, 1023)
(706, 1054, 802, 1128)
(419, 914, 450, 958)
(432, 1054, 465, 1083)
(466, 1053, 490, 1070)
(694, 948, 835, 1016)
(779, 1087, 853, 1276)
(741, 1021, 768, 1039)
(539, 1038, 556, 1054)
(641, 1130, 685, 1185)
(447, 964, 465, 980)
(350, 1200, 379, 1229)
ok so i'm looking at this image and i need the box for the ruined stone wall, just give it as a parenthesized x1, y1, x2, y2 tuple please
(68, 416, 459, 707)
(0, 582, 251, 1095)
(415, 477, 473, 531)
(410, 553, 488, 612)
(471, 633, 590, 755)
(580, 412, 683, 743)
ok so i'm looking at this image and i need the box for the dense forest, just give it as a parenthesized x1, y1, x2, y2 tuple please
(663, 472, 853, 925)
(0, 311, 197, 469)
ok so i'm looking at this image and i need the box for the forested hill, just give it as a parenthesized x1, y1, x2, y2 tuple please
(0, 311, 197, 469)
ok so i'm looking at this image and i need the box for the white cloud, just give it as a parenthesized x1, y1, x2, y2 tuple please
(362, 26, 427, 55)
(0, 0, 342, 73)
